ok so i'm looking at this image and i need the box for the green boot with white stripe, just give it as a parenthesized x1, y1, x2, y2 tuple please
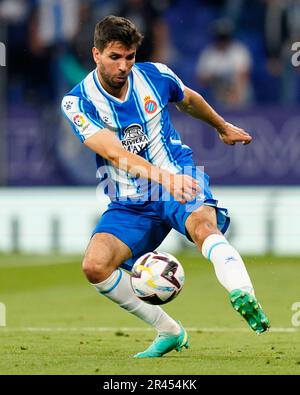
(230, 289, 270, 334)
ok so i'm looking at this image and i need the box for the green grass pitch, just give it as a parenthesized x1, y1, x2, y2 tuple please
(0, 252, 300, 375)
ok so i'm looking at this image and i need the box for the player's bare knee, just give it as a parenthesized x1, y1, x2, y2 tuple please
(82, 253, 113, 283)
(193, 221, 219, 249)
(81, 255, 99, 281)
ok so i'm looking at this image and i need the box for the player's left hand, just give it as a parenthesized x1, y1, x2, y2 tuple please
(217, 122, 252, 146)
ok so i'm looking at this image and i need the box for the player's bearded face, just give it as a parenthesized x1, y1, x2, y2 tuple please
(94, 42, 136, 90)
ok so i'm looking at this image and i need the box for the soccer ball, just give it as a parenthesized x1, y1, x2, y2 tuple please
(130, 251, 185, 305)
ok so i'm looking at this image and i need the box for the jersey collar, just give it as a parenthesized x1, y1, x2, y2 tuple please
(93, 69, 133, 104)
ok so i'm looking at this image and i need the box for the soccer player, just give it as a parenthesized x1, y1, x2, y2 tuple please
(61, 15, 270, 358)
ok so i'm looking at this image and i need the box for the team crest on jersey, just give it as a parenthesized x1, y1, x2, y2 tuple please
(144, 96, 158, 114)
(73, 113, 89, 131)
(121, 124, 149, 154)
(63, 100, 73, 111)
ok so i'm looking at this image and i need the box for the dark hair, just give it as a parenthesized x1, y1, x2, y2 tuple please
(94, 15, 144, 51)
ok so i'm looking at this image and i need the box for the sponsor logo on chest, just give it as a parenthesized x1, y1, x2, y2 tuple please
(121, 124, 149, 154)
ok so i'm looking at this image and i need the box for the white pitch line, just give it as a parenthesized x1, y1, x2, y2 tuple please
(0, 259, 80, 269)
(0, 327, 298, 333)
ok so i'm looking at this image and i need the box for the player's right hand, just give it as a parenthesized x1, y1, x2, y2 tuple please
(163, 174, 201, 204)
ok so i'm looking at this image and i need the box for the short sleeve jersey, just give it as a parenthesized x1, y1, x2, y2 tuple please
(61, 62, 194, 199)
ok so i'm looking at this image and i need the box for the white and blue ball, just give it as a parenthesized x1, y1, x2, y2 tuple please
(130, 251, 185, 305)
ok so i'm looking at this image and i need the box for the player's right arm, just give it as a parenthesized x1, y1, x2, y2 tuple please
(61, 95, 199, 203)
(84, 129, 200, 204)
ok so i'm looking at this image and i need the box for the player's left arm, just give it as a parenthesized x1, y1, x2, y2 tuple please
(176, 86, 252, 145)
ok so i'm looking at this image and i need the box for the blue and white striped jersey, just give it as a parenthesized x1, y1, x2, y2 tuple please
(61, 62, 194, 199)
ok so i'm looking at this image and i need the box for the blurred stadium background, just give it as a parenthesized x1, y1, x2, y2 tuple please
(1, 0, 300, 256)
(0, 0, 300, 375)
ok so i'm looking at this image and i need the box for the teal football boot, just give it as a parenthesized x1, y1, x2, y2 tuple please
(134, 322, 189, 358)
(230, 289, 270, 334)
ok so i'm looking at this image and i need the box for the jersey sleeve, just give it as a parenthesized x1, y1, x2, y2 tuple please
(61, 95, 104, 142)
(151, 62, 185, 103)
